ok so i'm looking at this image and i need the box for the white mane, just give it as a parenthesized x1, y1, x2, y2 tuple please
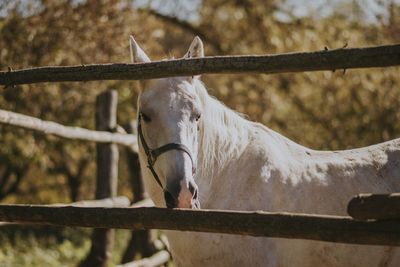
(193, 79, 252, 180)
(131, 35, 400, 267)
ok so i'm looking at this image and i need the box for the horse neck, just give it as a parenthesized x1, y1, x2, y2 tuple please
(196, 88, 252, 183)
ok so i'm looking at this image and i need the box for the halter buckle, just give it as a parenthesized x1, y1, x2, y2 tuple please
(147, 149, 156, 166)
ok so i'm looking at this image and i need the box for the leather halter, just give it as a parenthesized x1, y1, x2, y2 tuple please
(137, 114, 196, 189)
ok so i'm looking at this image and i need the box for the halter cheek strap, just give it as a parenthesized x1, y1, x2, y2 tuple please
(137, 115, 196, 189)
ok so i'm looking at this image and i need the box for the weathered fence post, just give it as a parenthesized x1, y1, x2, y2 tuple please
(120, 121, 156, 264)
(348, 193, 400, 221)
(80, 90, 119, 267)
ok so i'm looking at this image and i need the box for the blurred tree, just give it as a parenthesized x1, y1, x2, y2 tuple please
(0, 0, 399, 202)
(0, 0, 154, 202)
(1, 0, 400, 265)
(138, 0, 399, 149)
(190, 0, 400, 150)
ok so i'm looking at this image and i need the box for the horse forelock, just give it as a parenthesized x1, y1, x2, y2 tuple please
(192, 79, 252, 183)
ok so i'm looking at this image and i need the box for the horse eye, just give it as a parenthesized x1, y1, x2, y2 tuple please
(140, 112, 151, 122)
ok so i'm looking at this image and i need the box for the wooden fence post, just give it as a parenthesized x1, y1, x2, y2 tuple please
(120, 121, 156, 264)
(80, 90, 119, 267)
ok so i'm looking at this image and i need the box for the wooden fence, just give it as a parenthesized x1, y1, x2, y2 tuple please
(0, 109, 137, 148)
(0, 44, 400, 266)
(1, 44, 399, 85)
(0, 88, 159, 266)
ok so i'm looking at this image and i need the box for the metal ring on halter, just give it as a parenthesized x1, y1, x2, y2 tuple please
(137, 114, 196, 189)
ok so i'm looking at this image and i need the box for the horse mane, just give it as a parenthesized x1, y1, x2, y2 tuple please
(193, 79, 252, 180)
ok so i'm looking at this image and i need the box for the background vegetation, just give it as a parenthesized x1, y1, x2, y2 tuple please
(0, 0, 399, 266)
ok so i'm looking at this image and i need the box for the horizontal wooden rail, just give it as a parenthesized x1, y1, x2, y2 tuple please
(0, 109, 138, 150)
(53, 196, 131, 208)
(1, 44, 399, 85)
(0, 197, 132, 227)
(348, 193, 400, 221)
(0, 205, 400, 246)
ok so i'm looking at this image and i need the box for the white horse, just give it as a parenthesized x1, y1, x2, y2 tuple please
(130, 36, 400, 267)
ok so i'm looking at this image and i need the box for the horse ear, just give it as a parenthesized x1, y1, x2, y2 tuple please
(184, 36, 204, 59)
(184, 36, 204, 81)
(129, 35, 151, 63)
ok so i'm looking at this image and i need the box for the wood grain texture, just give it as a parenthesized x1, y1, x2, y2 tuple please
(1, 44, 399, 85)
(348, 193, 400, 221)
(1, 205, 400, 246)
(0, 109, 137, 149)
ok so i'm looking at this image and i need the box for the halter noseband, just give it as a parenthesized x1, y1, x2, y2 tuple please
(137, 114, 196, 189)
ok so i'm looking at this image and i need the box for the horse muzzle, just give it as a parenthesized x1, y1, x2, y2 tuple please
(164, 180, 200, 209)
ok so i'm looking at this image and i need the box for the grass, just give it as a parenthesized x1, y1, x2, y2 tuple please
(0, 225, 134, 267)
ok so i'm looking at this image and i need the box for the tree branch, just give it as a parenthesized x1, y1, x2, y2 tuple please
(1, 44, 399, 85)
(0, 109, 138, 150)
(0, 205, 400, 246)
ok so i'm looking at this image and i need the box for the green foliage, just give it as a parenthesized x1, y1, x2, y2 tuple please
(196, 1, 400, 150)
(0, 226, 132, 267)
(0, 0, 399, 265)
(0, 226, 90, 266)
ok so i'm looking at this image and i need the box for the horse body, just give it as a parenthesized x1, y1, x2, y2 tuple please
(143, 80, 400, 267)
(131, 36, 400, 266)
(161, 82, 400, 266)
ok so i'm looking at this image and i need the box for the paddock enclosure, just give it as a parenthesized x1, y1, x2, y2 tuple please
(0, 44, 400, 266)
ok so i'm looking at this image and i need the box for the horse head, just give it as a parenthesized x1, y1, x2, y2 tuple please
(130, 36, 204, 209)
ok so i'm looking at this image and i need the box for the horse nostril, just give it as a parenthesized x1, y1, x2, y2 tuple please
(164, 190, 177, 208)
